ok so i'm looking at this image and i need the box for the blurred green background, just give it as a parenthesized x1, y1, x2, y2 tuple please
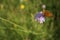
(0, 0, 60, 40)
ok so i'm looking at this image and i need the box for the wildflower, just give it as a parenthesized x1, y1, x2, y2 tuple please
(20, 4, 25, 9)
(42, 4, 46, 9)
(38, 16, 45, 23)
(35, 11, 45, 24)
(35, 11, 44, 19)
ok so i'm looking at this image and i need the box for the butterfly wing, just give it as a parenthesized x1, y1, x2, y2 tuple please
(44, 10, 53, 17)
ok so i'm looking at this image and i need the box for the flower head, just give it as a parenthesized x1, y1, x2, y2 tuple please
(20, 4, 25, 9)
(35, 11, 45, 23)
(35, 11, 44, 19)
(42, 4, 46, 9)
(38, 16, 45, 23)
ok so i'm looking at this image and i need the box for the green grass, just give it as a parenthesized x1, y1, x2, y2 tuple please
(0, 0, 55, 40)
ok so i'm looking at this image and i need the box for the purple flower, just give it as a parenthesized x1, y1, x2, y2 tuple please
(35, 11, 45, 23)
(35, 12, 43, 18)
(38, 16, 45, 23)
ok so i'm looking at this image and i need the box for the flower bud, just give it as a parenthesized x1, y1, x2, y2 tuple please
(42, 4, 46, 9)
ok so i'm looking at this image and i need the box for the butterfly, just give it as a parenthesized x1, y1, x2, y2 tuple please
(35, 10, 53, 24)
(43, 10, 53, 17)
